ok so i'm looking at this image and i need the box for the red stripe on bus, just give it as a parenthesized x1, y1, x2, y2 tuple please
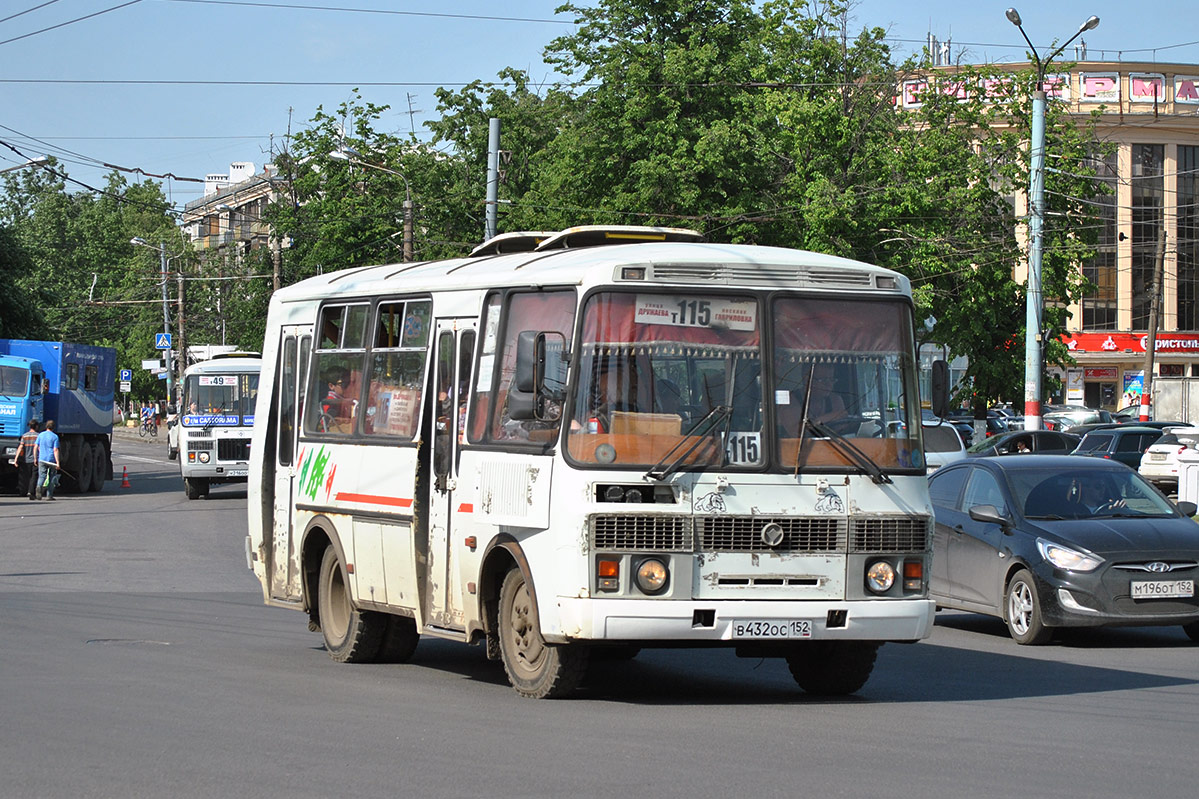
(457, 503, 473, 513)
(335, 493, 414, 508)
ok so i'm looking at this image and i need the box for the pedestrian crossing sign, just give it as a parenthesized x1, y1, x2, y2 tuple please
(155, 333, 172, 350)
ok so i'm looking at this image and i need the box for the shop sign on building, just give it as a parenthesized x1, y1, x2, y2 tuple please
(1064, 332, 1199, 354)
(1080, 72, 1121, 103)
(1176, 75, 1199, 104)
(1129, 73, 1166, 104)
(1084, 367, 1118, 380)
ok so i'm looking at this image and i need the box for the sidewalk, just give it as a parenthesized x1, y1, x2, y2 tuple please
(112, 422, 167, 448)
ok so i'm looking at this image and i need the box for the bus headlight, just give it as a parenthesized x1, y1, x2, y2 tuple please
(199, 452, 210, 463)
(635, 558, 668, 594)
(866, 561, 895, 594)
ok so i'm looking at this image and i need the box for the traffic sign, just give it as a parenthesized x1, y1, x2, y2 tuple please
(155, 333, 172, 350)
(119, 381, 131, 392)
(120, 369, 132, 381)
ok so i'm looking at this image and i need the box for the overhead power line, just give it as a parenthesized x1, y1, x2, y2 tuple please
(0, 0, 142, 47)
(162, 0, 571, 25)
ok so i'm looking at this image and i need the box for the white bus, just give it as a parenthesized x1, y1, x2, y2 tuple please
(247, 226, 946, 698)
(174, 354, 261, 499)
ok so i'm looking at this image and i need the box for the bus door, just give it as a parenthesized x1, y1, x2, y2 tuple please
(269, 325, 311, 600)
(425, 319, 477, 629)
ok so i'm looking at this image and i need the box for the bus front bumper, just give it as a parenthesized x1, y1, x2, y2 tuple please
(551, 597, 935, 644)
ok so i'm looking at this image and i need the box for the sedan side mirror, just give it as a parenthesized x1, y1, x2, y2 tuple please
(1176, 500, 1197, 518)
(968, 503, 1011, 532)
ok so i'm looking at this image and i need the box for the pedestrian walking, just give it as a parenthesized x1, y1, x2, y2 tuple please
(33, 419, 61, 501)
(12, 420, 39, 499)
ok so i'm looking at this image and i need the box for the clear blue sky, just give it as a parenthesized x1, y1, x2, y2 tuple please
(0, 0, 1192, 214)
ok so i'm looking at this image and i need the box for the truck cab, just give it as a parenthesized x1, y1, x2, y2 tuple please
(0, 355, 45, 464)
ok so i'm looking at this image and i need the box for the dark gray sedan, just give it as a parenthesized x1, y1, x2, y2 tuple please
(928, 455, 1199, 644)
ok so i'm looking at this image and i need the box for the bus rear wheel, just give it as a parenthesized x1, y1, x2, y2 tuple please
(184, 477, 208, 500)
(317, 546, 384, 663)
(74, 441, 94, 494)
(498, 568, 588, 699)
(785, 641, 880, 696)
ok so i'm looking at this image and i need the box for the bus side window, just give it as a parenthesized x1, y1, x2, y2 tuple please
(362, 299, 430, 439)
(305, 302, 369, 435)
(486, 290, 576, 445)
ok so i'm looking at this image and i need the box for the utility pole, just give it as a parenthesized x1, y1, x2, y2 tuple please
(177, 269, 186, 394)
(158, 241, 173, 410)
(485, 117, 500, 241)
(1140, 225, 1168, 421)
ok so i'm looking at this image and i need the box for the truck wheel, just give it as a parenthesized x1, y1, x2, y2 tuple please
(317, 546, 384, 663)
(184, 477, 209, 500)
(497, 567, 589, 698)
(785, 641, 880, 696)
(74, 442, 94, 494)
(89, 443, 106, 492)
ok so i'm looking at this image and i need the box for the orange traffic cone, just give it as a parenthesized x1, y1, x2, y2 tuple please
(121, 466, 131, 488)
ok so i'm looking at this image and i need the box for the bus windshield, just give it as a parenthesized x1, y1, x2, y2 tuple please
(182, 373, 260, 426)
(565, 291, 922, 472)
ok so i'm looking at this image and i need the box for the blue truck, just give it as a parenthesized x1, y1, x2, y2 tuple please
(0, 340, 116, 493)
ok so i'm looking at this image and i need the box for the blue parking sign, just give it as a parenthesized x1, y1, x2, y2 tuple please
(120, 369, 132, 381)
(155, 333, 172, 350)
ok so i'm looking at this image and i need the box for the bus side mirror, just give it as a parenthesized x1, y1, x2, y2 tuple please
(515, 331, 539, 394)
(930, 360, 949, 418)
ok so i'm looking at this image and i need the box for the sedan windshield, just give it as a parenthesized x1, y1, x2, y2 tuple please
(1012, 467, 1178, 519)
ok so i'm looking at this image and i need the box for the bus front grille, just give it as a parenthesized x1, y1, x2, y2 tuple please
(697, 516, 845, 552)
(590, 515, 693, 552)
(217, 438, 251, 461)
(850, 516, 930, 553)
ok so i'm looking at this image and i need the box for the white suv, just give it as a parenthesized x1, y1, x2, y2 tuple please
(923, 421, 967, 473)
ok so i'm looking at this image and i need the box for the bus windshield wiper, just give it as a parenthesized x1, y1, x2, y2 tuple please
(802, 417, 892, 485)
(204, 401, 228, 431)
(645, 405, 732, 481)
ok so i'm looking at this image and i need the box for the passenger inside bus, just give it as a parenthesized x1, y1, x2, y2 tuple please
(321, 367, 353, 431)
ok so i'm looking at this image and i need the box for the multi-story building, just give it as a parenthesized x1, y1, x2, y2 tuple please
(906, 61, 1199, 411)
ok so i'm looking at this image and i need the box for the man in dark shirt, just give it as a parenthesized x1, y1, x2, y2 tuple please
(13, 420, 39, 500)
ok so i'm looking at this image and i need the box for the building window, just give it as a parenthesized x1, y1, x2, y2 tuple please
(1131, 144, 1164, 329)
(1179, 146, 1199, 331)
(1082, 150, 1118, 330)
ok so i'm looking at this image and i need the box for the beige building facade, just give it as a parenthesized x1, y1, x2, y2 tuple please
(909, 62, 1199, 410)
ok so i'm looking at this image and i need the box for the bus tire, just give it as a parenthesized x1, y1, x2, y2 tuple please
(498, 568, 588, 698)
(89, 442, 106, 492)
(376, 614, 420, 663)
(317, 546, 384, 663)
(75, 441, 94, 494)
(785, 641, 879, 696)
(184, 477, 208, 500)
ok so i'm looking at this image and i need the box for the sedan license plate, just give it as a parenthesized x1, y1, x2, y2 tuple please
(1131, 579, 1194, 599)
(732, 620, 812, 639)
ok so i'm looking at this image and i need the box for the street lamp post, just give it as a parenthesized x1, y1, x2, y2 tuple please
(1006, 8, 1099, 431)
(0, 155, 50, 175)
(329, 147, 414, 262)
(131, 237, 183, 410)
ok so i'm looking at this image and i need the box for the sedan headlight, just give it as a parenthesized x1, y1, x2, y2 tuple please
(1037, 538, 1103, 572)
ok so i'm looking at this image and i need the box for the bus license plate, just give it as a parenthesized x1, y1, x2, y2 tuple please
(1131, 580, 1194, 599)
(732, 620, 812, 639)
(225, 469, 248, 477)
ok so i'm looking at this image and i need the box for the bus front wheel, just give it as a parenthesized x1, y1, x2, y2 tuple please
(785, 641, 879, 696)
(184, 477, 208, 500)
(497, 568, 588, 699)
(317, 546, 384, 663)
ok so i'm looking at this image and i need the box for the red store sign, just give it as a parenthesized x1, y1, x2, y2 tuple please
(1064, 332, 1199, 354)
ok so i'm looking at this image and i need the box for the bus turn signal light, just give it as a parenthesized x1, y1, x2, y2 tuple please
(598, 559, 619, 592)
(903, 560, 923, 591)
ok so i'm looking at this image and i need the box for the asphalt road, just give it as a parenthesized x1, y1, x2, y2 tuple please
(1, 427, 1196, 798)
